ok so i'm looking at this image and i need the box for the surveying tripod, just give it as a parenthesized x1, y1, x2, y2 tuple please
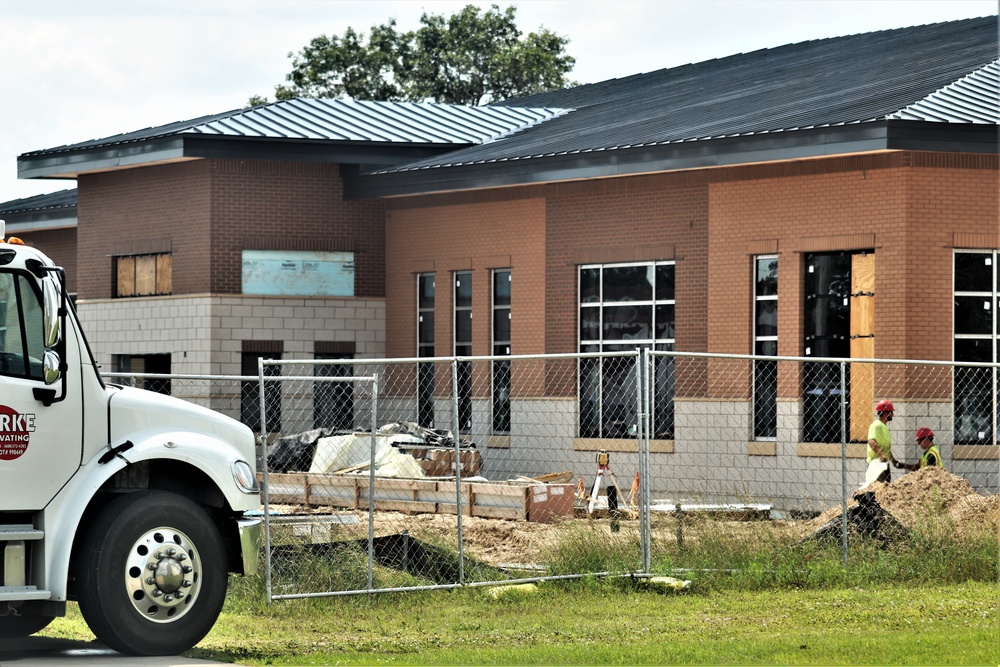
(587, 450, 623, 530)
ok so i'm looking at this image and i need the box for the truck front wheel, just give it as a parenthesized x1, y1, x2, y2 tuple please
(77, 490, 227, 656)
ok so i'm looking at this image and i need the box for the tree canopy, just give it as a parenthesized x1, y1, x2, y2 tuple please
(253, 4, 575, 107)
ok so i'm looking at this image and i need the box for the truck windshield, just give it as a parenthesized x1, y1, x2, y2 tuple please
(0, 272, 45, 380)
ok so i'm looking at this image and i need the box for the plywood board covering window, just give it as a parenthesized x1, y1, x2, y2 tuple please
(849, 253, 875, 441)
(116, 253, 172, 297)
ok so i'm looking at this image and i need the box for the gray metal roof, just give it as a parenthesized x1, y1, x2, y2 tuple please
(17, 16, 998, 197)
(0, 188, 77, 216)
(22, 99, 569, 157)
(0, 188, 78, 233)
(372, 16, 998, 177)
(889, 61, 1000, 123)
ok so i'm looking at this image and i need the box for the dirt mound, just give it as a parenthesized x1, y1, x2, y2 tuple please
(868, 466, 977, 528)
(798, 467, 996, 539)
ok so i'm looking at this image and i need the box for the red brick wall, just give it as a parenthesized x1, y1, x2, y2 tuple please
(545, 174, 709, 356)
(385, 195, 547, 361)
(709, 153, 998, 363)
(78, 162, 212, 298)
(386, 174, 710, 360)
(16, 228, 79, 294)
(76, 160, 385, 299)
(208, 160, 385, 297)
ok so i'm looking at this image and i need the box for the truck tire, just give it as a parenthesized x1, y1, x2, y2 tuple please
(76, 490, 227, 656)
(0, 613, 53, 638)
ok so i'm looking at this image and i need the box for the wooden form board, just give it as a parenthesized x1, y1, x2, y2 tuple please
(260, 473, 574, 523)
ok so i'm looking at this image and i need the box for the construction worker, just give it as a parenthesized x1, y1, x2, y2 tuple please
(867, 399, 894, 483)
(892, 427, 943, 471)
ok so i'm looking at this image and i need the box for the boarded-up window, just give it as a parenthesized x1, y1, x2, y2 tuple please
(115, 253, 172, 297)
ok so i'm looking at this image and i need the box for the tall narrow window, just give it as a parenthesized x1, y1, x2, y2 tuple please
(314, 353, 354, 431)
(803, 252, 852, 443)
(579, 261, 675, 439)
(492, 270, 511, 433)
(954, 250, 998, 445)
(454, 271, 472, 432)
(241, 351, 281, 434)
(753, 256, 778, 439)
(417, 274, 435, 427)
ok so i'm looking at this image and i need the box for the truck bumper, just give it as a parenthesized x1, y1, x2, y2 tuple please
(237, 517, 263, 576)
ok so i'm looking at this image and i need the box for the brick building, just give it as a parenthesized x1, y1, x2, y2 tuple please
(6, 17, 998, 495)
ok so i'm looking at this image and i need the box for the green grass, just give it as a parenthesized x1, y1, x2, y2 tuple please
(41, 579, 998, 665)
(39, 514, 999, 665)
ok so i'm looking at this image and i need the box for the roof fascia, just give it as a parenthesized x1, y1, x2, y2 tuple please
(3, 210, 77, 233)
(18, 134, 468, 180)
(884, 120, 999, 152)
(345, 121, 998, 199)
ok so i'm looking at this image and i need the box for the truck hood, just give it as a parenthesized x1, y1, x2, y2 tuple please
(107, 384, 256, 463)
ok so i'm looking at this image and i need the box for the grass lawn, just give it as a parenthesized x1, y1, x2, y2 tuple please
(41, 578, 998, 665)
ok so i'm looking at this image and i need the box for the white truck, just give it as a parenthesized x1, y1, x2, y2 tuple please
(0, 227, 262, 656)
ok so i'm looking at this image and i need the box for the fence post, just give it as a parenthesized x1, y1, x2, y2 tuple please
(258, 358, 274, 603)
(639, 348, 651, 573)
(840, 360, 849, 569)
(367, 374, 379, 592)
(451, 359, 465, 586)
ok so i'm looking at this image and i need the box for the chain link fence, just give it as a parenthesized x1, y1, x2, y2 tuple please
(106, 351, 999, 599)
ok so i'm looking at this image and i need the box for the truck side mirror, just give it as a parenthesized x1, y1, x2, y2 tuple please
(43, 349, 60, 385)
(42, 275, 60, 349)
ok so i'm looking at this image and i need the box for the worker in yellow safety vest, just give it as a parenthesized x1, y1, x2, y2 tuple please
(867, 399, 895, 483)
(892, 427, 943, 471)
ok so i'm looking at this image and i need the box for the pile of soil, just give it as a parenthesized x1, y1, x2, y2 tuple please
(799, 467, 999, 539)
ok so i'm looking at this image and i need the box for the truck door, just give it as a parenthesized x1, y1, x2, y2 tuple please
(0, 269, 83, 510)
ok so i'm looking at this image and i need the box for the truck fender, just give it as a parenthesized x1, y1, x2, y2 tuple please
(41, 431, 258, 600)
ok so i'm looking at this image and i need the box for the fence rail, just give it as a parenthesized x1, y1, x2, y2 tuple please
(105, 351, 999, 600)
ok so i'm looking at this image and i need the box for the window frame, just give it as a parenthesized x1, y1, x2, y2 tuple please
(578, 260, 675, 439)
(752, 255, 778, 440)
(453, 271, 472, 432)
(492, 269, 511, 434)
(953, 249, 998, 445)
(416, 273, 435, 428)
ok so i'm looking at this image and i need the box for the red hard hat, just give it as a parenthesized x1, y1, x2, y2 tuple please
(916, 427, 934, 441)
(875, 399, 895, 413)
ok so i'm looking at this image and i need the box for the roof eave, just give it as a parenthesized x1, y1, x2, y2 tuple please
(17, 134, 472, 180)
(345, 121, 998, 199)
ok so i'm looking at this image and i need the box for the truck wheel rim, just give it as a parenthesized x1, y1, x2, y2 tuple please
(124, 526, 202, 623)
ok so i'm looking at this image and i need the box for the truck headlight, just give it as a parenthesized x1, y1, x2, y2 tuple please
(231, 460, 259, 494)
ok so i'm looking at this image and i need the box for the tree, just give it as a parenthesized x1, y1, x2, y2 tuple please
(254, 4, 575, 107)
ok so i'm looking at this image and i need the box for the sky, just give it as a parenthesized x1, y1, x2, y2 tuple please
(1, 0, 996, 205)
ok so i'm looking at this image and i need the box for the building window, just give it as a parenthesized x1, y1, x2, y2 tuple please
(454, 271, 472, 432)
(579, 262, 675, 439)
(954, 250, 998, 445)
(314, 352, 354, 432)
(417, 273, 435, 427)
(112, 353, 172, 395)
(115, 252, 171, 297)
(753, 256, 778, 439)
(492, 270, 511, 434)
(241, 351, 281, 434)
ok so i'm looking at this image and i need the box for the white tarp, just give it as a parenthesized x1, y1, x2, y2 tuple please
(309, 432, 425, 478)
